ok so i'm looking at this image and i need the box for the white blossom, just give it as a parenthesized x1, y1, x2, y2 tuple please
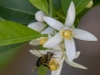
(30, 48, 87, 75)
(42, 1, 97, 61)
(28, 11, 55, 35)
(28, 22, 46, 32)
(35, 11, 46, 22)
(29, 35, 62, 50)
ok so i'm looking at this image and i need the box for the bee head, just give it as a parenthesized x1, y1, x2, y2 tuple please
(47, 52, 54, 57)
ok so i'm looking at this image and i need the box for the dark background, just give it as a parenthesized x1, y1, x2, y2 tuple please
(1, 5, 100, 75)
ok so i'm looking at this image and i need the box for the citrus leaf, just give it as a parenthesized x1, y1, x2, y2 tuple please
(0, 20, 42, 46)
(61, 0, 91, 15)
(0, 0, 38, 24)
(0, 43, 23, 54)
(52, 0, 61, 10)
(29, 0, 48, 15)
(0, 45, 21, 71)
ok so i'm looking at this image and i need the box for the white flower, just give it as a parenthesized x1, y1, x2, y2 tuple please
(35, 11, 46, 22)
(28, 22, 46, 32)
(30, 49, 87, 75)
(28, 11, 55, 34)
(29, 35, 62, 50)
(43, 1, 97, 61)
(29, 37, 48, 45)
(28, 11, 55, 45)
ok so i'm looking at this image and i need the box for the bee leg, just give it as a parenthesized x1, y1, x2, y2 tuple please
(52, 56, 59, 59)
(43, 64, 50, 69)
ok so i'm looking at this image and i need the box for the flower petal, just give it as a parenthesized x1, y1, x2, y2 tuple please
(65, 1, 75, 27)
(48, 34, 52, 39)
(51, 63, 63, 75)
(59, 42, 65, 49)
(43, 33, 63, 48)
(47, 35, 62, 50)
(27, 22, 46, 32)
(43, 17, 64, 31)
(35, 11, 46, 22)
(29, 50, 42, 57)
(65, 56, 87, 69)
(51, 55, 65, 75)
(29, 40, 40, 45)
(30, 49, 55, 57)
(73, 28, 97, 41)
(74, 51, 80, 59)
(41, 27, 55, 34)
(40, 50, 63, 57)
(53, 50, 64, 59)
(39, 50, 54, 54)
(52, 45, 62, 50)
(64, 38, 76, 61)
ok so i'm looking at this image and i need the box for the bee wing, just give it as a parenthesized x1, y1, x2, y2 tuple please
(30, 50, 43, 57)
(32, 65, 38, 73)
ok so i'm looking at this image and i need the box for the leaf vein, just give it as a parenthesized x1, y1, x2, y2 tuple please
(0, 5, 35, 15)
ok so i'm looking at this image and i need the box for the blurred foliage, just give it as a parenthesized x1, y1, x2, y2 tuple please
(93, 0, 100, 6)
(0, 44, 23, 72)
(38, 65, 48, 75)
(0, 43, 23, 54)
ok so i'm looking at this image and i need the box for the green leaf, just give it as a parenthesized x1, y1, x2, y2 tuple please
(0, 17, 4, 20)
(39, 45, 46, 50)
(93, 0, 100, 6)
(52, 0, 61, 10)
(38, 65, 48, 75)
(61, 0, 91, 15)
(29, 0, 48, 15)
(0, 43, 23, 54)
(0, 20, 42, 46)
(0, 45, 21, 72)
(0, 0, 38, 24)
(56, 8, 66, 20)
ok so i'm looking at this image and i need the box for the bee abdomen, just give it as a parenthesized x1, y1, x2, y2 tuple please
(36, 57, 47, 67)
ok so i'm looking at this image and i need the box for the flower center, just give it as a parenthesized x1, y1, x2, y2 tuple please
(39, 37, 48, 45)
(48, 58, 60, 71)
(60, 30, 72, 39)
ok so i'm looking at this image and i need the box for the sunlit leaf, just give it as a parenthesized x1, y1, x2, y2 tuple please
(0, 21, 42, 46)
(29, 0, 48, 15)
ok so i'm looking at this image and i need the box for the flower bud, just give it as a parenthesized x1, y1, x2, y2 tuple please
(35, 11, 46, 22)
(27, 22, 46, 32)
(86, 1, 93, 8)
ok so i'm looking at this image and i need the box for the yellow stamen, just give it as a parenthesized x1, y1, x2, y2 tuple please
(39, 37, 48, 45)
(49, 58, 60, 71)
(60, 30, 72, 39)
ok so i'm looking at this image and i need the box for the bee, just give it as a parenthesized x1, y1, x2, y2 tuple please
(31, 50, 54, 73)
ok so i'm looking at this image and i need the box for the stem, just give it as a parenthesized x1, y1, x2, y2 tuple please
(48, 0, 52, 17)
(56, 12, 66, 20)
